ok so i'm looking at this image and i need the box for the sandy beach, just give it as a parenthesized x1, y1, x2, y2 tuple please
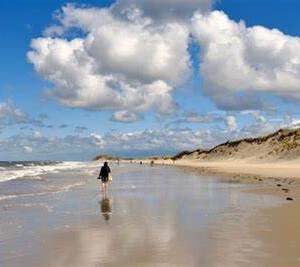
(1, 161, 300, 266)
(173, 159, 300, 179)
(134, 158, 300, 267)
(137, 158, 300, 179)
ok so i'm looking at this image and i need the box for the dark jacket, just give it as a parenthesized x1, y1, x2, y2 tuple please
(99, 165, 111, 178)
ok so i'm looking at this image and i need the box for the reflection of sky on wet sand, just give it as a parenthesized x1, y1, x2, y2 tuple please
(0, 164, 284, 267)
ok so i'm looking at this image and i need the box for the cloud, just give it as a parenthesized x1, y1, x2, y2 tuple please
(110, 110, 143, 123)
(28, 3, 300, 115)
(113, 0, 213, 21)
(0, 133, 95, 160)
(0, 128, 221, 159)
(0, 101, 48, 128)
(28, 4, 191, 115)
(75, 126, 88, 132)
(208, 91, 267, 111)
(0, 101, 31, 126)
(38, 113, 49, 120)
(290, 119, 300, 128)
(43, 25, 64, 37)
(191, 11, 300, 110)
(90, 128, 221, 153)
(33, 131, 43, 139)
(231, 111, 300, 140)
(225, 115, 237, 131)
(90, 133, 105, 148)
(49, 123, 87, 132)
(175, 111, 224, 124)
(59, 124, 69, 129)
(241, 110, 267, 124)
(23, 146, 33, 153)
(1, 115, 299, 160)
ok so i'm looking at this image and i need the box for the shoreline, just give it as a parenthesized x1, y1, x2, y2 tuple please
(131, 158, 300, 180)
(122, 156, 300, 197)
(124, 158, 300, 201)
(143, 158, 300, 265)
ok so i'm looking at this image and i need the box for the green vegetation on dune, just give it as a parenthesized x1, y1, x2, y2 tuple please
(92, 154, 120, 161)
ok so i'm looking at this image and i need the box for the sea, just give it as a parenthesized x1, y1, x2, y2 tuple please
(0, 160, 99, 201)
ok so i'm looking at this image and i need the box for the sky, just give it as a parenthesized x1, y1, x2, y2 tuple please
(1, 0, 300, 161)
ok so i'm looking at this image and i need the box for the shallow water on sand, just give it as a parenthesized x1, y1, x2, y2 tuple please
(0, 163, 284, 267)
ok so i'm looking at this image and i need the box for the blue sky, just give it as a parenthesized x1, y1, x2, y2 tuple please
(1, 0, 300, 160)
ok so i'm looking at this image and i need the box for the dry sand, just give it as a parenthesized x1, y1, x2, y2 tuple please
(177, 159, 300, 178)
(135, 158, 300, 179)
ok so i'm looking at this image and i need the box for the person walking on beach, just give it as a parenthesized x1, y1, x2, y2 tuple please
(98, 162, 111, 193)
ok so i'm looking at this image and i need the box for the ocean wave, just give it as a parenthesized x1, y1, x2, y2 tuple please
(0, 181, 86, 201)
(0, 161, 95, 183)
(0, 160, 61, 168)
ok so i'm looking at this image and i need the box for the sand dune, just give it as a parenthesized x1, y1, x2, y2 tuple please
(173, 128, 300, 162)
(108, 128, 300, 180)
(161, 128, 300, 180)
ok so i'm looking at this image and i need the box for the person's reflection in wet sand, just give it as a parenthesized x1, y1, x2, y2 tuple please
(100, 192, 112, 224)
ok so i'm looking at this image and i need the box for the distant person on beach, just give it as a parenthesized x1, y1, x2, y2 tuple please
(98, 162, 111, 192)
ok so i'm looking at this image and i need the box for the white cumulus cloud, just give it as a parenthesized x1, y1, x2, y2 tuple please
(114, 0, 213, 21)
(28, 4, 191, 115)
(192, 10, 300, 110)
(28, 3, 300, 116)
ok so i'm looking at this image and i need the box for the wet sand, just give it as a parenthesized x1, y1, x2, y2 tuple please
(145, 159, 300, 266)
(1, 163, 300, 266)
(138, 158, 300, 179)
